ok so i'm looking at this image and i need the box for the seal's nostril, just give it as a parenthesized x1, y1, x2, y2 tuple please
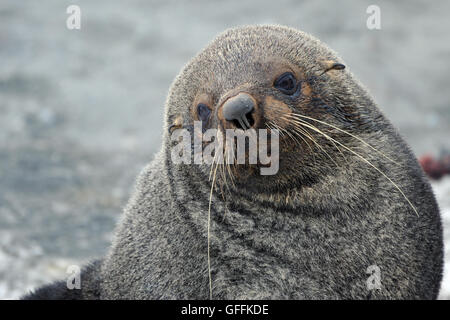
(232, 112, 255, 130)
(246, 112, 255, 127)
(222, 92, 256, 129)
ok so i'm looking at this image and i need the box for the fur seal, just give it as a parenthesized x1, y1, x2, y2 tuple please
(24, 25, 443, 300)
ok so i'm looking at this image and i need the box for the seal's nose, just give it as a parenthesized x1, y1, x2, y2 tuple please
(222, 92, 256, 130)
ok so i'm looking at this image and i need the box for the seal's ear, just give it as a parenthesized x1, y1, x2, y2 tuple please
(319, 60, 345, 76)
(168, 115, 183, 133)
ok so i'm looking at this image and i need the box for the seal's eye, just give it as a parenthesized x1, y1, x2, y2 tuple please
(274, 72, 298, 95)
(197, 103, 211, 122)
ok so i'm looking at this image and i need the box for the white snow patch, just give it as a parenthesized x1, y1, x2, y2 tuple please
(433, 177, 450, 300)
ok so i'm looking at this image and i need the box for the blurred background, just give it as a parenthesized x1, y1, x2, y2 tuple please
(0, 0, 449, 299)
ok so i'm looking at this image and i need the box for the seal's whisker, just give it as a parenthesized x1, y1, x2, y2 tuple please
(290, 125, 316, 149)
(220, 162, 226, 189)
(217, 163, 230, 222)
(267, 122, 287, 141)
(269, 121, 317, 160)
(298, 123, 350, 164)
(207, 157, 220, 300)
(222, 163, 233, 193)
(285, 113, 399, 165)
(285, 122, 319, 156)
(289, 118, 418, 216)
(290, 122, 348, 164)
(223, 142, 236, 188)
(291, 126, 318, 163)
(227, 138, 239, 178)
(284, 120, 341, 168)
(209, 148, 218, 182)
(284, 116, 348, 162)
(217, 131, 232, 193)
(288, 125, 320, 162)
(270, 120, 322, 165)
(281, 120, 321, 160)
(269, 121, 292, 141)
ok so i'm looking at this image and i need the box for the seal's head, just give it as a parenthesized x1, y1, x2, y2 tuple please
(165, 25, 384, 196)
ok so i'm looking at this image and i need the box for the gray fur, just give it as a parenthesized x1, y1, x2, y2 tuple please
(24, 25, 442, 300)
